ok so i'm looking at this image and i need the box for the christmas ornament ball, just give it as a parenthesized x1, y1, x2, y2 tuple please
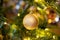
(23, 14, 39, 30)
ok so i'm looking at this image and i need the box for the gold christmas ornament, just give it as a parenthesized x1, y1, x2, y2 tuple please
(23, 6, 45, 30)
(45, 7, 57, 23)
(23, 14, 39, 30)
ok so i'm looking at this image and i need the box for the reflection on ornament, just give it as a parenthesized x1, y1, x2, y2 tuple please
(37, 7, 41, 10)
(46, 32, 51, 36)
(55, 15, 59, 22)
(36, 35, 40, 38)
(23, 14, 39, 30)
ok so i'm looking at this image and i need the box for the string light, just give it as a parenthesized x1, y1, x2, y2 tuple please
(53, 35, 56, 39)
(34, 0, 44, 2)
(16, 5, 20, 10)
(37, 7, 41, 10)
(45, 28, 50, 31)
(4, 22, 7, 24)
(18, 13, 20, 16)
(36, 35, 39, 38)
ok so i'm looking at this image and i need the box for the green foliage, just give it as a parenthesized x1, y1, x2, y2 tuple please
(0, 0, 60, 40)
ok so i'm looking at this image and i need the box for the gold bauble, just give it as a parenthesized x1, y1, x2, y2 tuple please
(45, 7, 57, 23)
(23, 14, 39, 30)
